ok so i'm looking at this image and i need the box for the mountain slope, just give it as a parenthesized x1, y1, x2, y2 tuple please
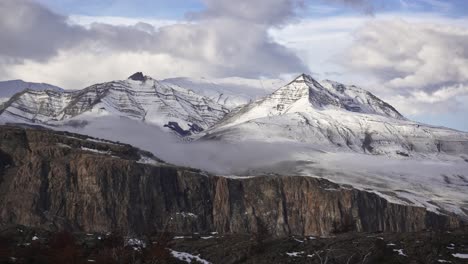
(0, 73, 229, 136)
(196, 74, 468, 219)
(0, 125, 462, 237)
(1, 74, 467, 219)
(0, 80, 63, 104)
(162, 76, 286, 109)
(205, 74, 468, 157)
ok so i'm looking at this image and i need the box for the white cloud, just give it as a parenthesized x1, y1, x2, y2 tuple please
(386, 84, 468, 116)
(330, 18, 468, 117)
(0, 0, 308, 88)
(68, 15, 179, 28)
(2, 50, 214, 89)
(270, 13, 468, 123)
(344, 19, 468, 90)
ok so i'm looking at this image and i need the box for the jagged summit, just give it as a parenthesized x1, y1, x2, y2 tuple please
(290, 73, 317, 83)
(261, 73, 404, 119)
(209, 74, 407, 134)
(128, 72, 147, 82)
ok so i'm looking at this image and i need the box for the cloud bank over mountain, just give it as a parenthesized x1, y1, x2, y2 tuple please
(341, 19, 468, 115)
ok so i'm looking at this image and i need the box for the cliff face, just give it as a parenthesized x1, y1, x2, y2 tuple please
(0, 125, 462, 237)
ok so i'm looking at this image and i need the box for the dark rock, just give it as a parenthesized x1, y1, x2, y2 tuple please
(164, 121, 192, 136)
(396, 151, 409, 157)
(164, 122, 204, 137)
(362, 131, 374, 153)
(128, 72, 146, 82)
(0, 125, 463, 237)
(462, 156, 468, 163)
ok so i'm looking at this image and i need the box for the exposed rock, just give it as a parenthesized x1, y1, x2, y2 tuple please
(0, 126, 463, 237)
(128, 72, 146, 82)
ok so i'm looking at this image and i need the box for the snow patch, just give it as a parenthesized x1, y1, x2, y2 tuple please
(80, 147, 111, 155)
(286, 251, 304, 257)
(452, 253, 468, 259)
(137, 155, 160, 165)
(176, 212, 198, 218)
(393, 249, 407, 257)
(173, 236, 191, 240)
(126, 238, 146, 249)
(170, 249, 211, 264)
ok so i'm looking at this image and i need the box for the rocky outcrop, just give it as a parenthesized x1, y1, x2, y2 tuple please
(0, 126, 463, 237)
(128, 72, 147, 82)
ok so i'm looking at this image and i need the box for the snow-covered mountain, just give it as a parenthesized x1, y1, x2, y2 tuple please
(193, 73, 468, 218)
(0, 73, 228, 136)
(1, 72, 467, 219)
(204, 74, 468, 157)
(162, 76, 286, 109)
(0, 80, 63, 104)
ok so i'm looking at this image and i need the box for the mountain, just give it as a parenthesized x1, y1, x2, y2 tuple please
(161, 76, 286, 109)
(0, 79, 63, 104)
(1, 73, 467, 219)
(0, 73, 229, 136)
(0, 125, 461, 237)
(196, 73, 468, 219)
(205, 74, 468, 157)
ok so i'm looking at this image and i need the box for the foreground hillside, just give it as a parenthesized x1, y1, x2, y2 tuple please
(0, 226, 467, 264)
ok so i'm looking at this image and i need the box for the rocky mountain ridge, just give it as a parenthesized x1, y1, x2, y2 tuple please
(0, 73, 228, 136)
(1, 74, 468, 220)
(0, 125, 463, 237)
(205, 74, 468, 157)
(0, 80, 64, 105)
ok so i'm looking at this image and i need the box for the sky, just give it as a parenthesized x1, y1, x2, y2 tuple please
(0, 0, 467, 131)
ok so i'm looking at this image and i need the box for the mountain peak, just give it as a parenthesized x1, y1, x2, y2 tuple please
(292, 73, 316, 83)
(128, 72, 146, 82)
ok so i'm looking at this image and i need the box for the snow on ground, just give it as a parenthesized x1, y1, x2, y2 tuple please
(452, 253, 468, 259)
(137, 156, 161, 166)
(126, 238, 146, 249)
(393, 249, 407, 257)
(80, 147, 111, 155)
(173, 236, 191, 240)
(286, 251, 305, 257)
(176, 212, 198, 218)
(288, 151, 468, 216)
(170, 249, 211, 264)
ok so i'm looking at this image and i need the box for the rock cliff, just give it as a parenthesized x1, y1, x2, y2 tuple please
(0, 125, 462, 237)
